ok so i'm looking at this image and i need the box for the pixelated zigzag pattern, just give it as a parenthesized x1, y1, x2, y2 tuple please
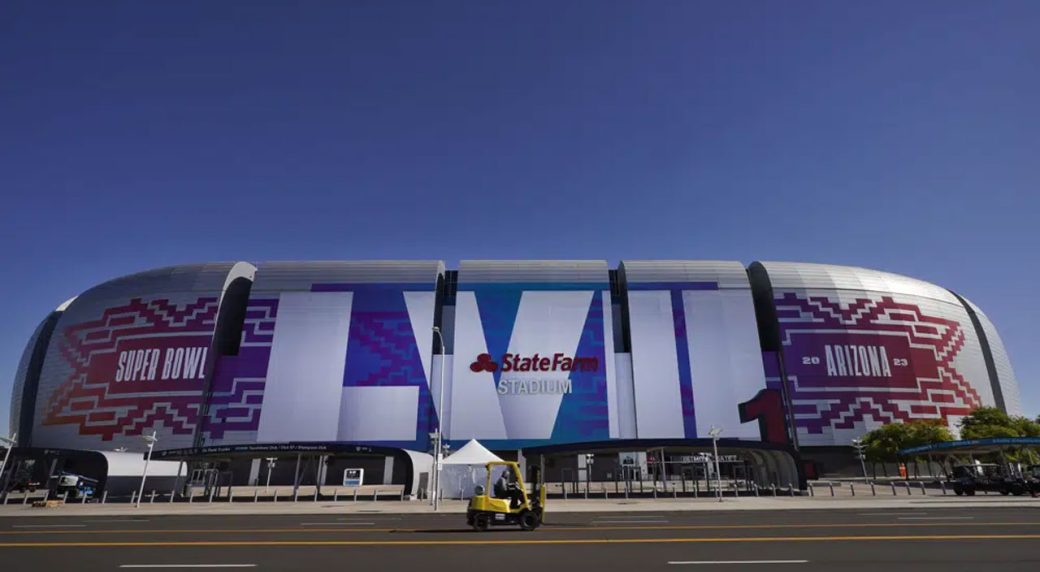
(204, 301, 278, 439)
(345, 311, 425, 387)
(44, 297, 218, 440)
(240, 299, 278, 346)
(776, 293, 980, 434)
(205, 378, 266, 438)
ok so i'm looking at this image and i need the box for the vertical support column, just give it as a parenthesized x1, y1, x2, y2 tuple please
(292, 454, 302, 499)
(383, 456, 395, 486)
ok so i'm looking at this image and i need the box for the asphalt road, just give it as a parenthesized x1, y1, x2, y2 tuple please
(1, 507, 1038, 571)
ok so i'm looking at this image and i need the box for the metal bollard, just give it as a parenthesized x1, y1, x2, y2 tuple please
(563, 486, 567, 500)
(939, 480, 946, 495)
(653, 486, 658, 499)
(584, 485, 589, 500)
(672, 486, 677, 499)
(353, 489, 358, 503)
(401, 490, 406, 501)
(919, 481, 927, 495)
(293, 489, 299, 502)
(788, 483, 794, 496)
(314, 490, 319, 503)
(189, 490, 195, 504)
(334, 490, 339, 502)
(807, 482, 814, 497)
(870, 482, 876, 496)
(753, 483, 759, 497)
(254, 490, 259, 503)
(82, 493, 88, 504)
(208, 487, 216, 503)
(273, 490, 278, 503)
(228, 490, 234, 503)
(170, 489, 176, 503)
(850, 483, 855, 497)
(102, 491, 108, 504)
(891, 482, 897, 496)
(770, 483, 776, 496)
(905, 482, 912, 496)
(62, 491, 69, 503)
(829, 482, 835, 496)
(150, 490, 156, 504)
(130, 491, 137, 505)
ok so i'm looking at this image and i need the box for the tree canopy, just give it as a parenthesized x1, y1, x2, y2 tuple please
(860, 419, 953, 462)
(959, 406, 1040, 440)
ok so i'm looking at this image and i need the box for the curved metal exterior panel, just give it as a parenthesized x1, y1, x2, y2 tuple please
(10, 317, 47, 438)
(758, 261, 995, 446)
(458, 260, 608, 283)
(620, 261, 769, 441)
(620, 260, 752, 289)
(961, 296, 1022, 417)
(31, 263, 252, 452)
(202, 260, 445, 451)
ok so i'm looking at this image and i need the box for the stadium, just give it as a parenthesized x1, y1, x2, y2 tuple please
(5, 260, 1022, 498)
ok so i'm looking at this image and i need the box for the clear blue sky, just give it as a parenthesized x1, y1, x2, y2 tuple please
(2, 0, 1038, 434)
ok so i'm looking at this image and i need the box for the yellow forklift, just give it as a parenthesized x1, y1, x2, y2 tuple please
(466, 461, 546, 531)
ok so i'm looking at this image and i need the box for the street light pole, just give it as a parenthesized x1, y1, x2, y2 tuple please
(432, 326, 447, 511)
(708, 426, 723, 502)
(137, 431, 158, 508)
(852, 438, 869, 480)
(265, 457, 276, 491)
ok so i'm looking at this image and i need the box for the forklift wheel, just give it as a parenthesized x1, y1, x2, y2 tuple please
(473, 514, 490, 532)
(519, 511, 539, 531)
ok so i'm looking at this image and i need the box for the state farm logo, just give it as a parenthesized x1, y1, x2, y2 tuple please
(468, 352, 598, 373)
(470, 353, 499, 372)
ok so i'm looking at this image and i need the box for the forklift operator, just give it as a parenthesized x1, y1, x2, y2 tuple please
(493, 468, 523, 508)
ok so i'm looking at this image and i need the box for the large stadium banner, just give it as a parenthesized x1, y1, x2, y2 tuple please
(32, 264, 250, 451)
(448, 262, 614, 448)
(209, 262, 442, 451)
(764, 263, 996, 445)
(622, 261, 768, 441)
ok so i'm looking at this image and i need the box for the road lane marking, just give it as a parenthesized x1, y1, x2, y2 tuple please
(0, 521, 1036, 536)
(300, 522, 375, 526)
(898, 517, 974, 520)
(2, 533, 1039, 548)
(86, 520, 150, 523)
(120, 566, 256, 569)
(594, 520, 670, 524)
(669, 561, 808, 565)
(11, 525, 86, 529)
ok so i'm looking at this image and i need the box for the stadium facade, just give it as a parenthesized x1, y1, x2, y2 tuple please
(6, 260, 1022, 489)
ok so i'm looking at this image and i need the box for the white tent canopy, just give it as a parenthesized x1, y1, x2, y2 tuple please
(443, 439, 502, 466)
(439, 440, 502, 500)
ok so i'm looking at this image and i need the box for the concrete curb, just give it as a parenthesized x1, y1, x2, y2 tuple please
(1, 496, 1038, 518)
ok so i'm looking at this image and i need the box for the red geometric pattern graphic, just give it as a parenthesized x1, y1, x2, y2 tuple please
(775, 292, 982, 436)
(43, 297, 218, 440)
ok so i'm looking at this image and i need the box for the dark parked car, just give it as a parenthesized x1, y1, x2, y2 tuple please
(948, 463, 1029, 496)
(1025, 465, 1040, 497)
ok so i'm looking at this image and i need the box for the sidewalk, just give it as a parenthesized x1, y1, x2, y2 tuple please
(1, 495, 1037, 518)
